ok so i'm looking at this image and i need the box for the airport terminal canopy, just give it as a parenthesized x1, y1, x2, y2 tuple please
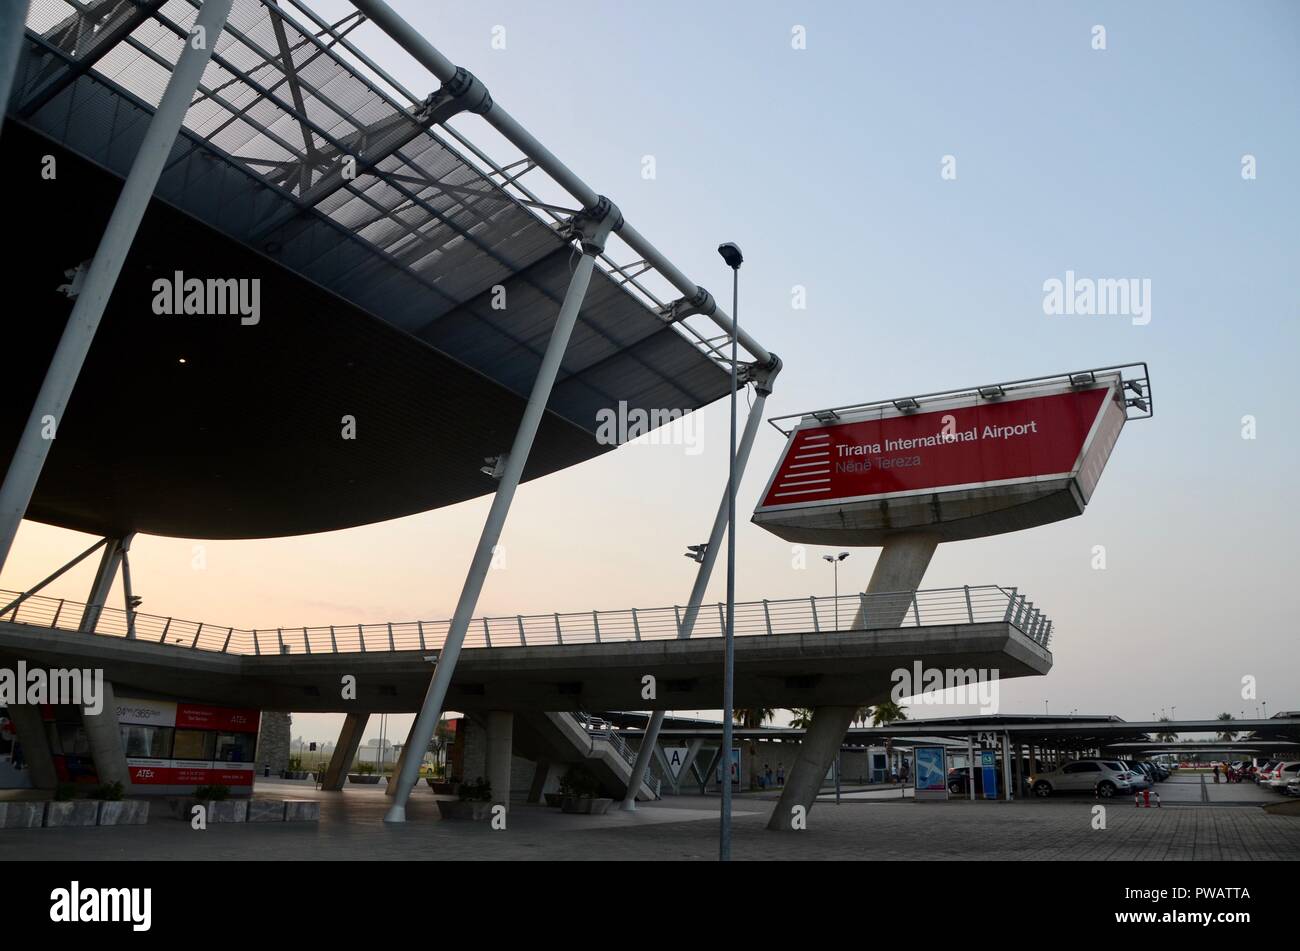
(3, 0, 735, 538)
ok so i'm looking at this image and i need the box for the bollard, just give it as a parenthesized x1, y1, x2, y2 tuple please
(1142, 789, 1150, 808)
(1134, 790, 1140, 807)
(1153, 790, 1161, 808)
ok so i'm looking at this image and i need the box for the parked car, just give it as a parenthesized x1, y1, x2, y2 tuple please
(1256, 761, 1280, 784)
(1123, 764, 1151, 791)
(1286, 776, 1300, 798)
(1030, 760, 1134, 798)
(1266, 761, 1300, 790)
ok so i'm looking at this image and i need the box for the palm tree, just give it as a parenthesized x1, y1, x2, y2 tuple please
(1154, 715, 1178, 743)
(871, 701, 908, 726)
(734, 708, 775, 728)
(1216, 712, 1237, 743)
(851, 706, 872, 727)
(1159, 711, 1180, 743)
(788, 708, 815, 729)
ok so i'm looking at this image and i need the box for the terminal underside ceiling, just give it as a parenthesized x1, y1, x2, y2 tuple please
(3, 0, 731, 538)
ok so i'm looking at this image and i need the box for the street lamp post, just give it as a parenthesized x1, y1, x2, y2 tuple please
(717, 241, 743, 863)
(822, 552, 850, 630)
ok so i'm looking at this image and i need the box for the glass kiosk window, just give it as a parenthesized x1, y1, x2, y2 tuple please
(172, 730, 216, 761)
(122, 725, 171, 759)
(214, 732, 255, 763)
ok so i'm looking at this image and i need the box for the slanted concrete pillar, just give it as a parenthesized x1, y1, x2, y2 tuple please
(527, 761, 561, 803)
(485, 710, 513, 810)
(769, 532, 939, 830)
(81, 680, 130, 789)
(321, 712, 369, 790)
(386, 719, 421, 796)
(7, 702, 57, 790)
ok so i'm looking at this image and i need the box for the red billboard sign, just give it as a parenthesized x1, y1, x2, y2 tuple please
(758, 386, 1111, 512)
(753, 372, 1138, 545)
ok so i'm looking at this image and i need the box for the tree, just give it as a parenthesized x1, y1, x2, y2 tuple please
(871, 700, 908, 726)
(788, 708, 815, 729)
(734, 708, 775, 728)
(1154, 716, 1178, 743)
(1216, 712, 1237, 743)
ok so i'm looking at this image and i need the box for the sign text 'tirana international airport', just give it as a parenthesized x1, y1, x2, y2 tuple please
(752, 366, 1151, 546)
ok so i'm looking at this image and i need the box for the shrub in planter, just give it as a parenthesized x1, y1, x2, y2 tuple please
(437, 777, 494, 820)
(426, 776, 461, 794)
(558, 766, 613, 814)
(543, 792, 565, 808)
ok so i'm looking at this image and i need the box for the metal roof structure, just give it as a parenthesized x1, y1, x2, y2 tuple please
(4, 0, 759, 538)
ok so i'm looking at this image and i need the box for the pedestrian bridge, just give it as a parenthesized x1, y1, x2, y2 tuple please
(0, 584, 1053, 655)
(0, 585, 1052, 715)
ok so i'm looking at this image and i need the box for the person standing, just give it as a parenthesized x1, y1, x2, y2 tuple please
(776, 762, 785, 787)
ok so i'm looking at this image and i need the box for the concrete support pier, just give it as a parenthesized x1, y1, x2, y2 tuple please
(7, 702, 57, 790)
(768, 532, 938, 831)
(81, 679, 131, 790)
(322, 712, 369, 790)
(486, 710, 513, 810)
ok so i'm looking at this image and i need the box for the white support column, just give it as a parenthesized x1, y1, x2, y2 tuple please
(80, 534, 133, 633)
(968, 735, 976, 801)
(1002, 732, 1013, 801)
(385, 202, 619, 823)
(119, 536, 138, 639)
(0, 1, 31, 138)
(0, 0, 234, 575)
(620, 377, 778, 811)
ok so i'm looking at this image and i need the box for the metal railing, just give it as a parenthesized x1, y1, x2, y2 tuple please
(0, 584, 1052, 657)
(572, 712, 638, 767)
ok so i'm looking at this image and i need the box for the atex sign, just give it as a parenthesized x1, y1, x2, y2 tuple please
(753, 365, 1151, 546)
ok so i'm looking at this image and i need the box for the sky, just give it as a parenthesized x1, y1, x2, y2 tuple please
(3, 0, 1298, 748)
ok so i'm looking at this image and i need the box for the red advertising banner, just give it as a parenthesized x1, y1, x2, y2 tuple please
(758, 386, 1111, 512)
(175, 703, 260, 733)
(128, 764, 255, 786)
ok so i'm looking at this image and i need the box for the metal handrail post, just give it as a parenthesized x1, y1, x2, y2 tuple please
(964, 585, 974, 623)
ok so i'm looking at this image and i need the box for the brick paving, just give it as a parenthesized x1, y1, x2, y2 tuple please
(2, 778, 1298, 861)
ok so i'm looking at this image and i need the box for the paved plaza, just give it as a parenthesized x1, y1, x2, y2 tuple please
(2, 776, 1297, 861)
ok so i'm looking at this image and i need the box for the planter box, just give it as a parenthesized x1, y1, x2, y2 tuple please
(561, 797, 613, 815)
(0, 801, 46, 829)
(283, 800, 320, 822)
(543, 792, 565, 808)
(436, 799, 494, 821)
(426, 780, 460, 795)
(246, 800, 285, 822)
(284, 771, 311, 781)
(347, 774, 381, 785)
(44, 801, 99, 828)
(97, 801, 149, 826)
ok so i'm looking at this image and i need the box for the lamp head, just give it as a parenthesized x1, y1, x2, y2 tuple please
(717, 242, 744, 269)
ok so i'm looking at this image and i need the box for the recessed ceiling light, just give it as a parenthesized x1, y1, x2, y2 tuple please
(178, 357, 187, 364)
